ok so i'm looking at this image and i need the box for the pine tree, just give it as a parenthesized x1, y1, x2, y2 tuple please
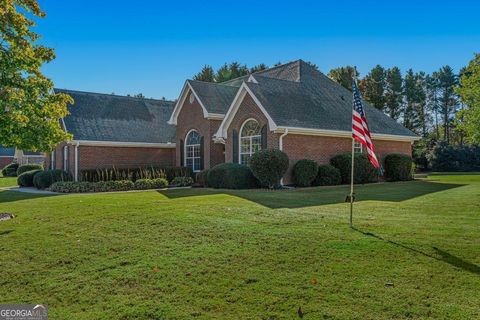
(414, 72, 428, 136)
(403, 69, 420, 132)
(193, 65, 215, 82)
(425, 74, 440, 139)
(361, 65, 386, 111)
(250, 64, 268, 73)
(436, 66, 458, 143)
(384, 67, 403, 120)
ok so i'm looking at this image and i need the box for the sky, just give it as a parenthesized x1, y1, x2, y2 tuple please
(36, 0, 480, 100)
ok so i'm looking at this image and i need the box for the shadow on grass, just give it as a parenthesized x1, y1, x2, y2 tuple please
(158, 180, 464, 209)
(0, 190, 59, 204)
(353, 227, 480, 275)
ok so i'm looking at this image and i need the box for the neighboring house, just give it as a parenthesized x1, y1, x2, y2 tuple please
(0, 146, 15, 169)
(0, 146, 45, 169)
(169, 60, 420, 184)
(46, 89, 176, 180)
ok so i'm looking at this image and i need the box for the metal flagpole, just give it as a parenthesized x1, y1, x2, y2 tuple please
(349, 68, 357, 228)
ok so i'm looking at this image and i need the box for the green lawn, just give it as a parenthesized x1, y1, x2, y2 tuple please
(0, 176, 17, 188)
(0, 174, 479, 319)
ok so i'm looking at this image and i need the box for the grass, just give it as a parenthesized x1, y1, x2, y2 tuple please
(0, 175, 17, 188)
(0, 174, 479, 319)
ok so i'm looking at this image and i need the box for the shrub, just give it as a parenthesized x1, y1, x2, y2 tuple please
(17, 164, 43, 176)
(33, 169, 72, 189)
(293, 159, 319, 187)
(2, 163, 19, 177)
(249, 149, 289, 188)
(134, 178, 168, 190)
(50, 178, 168, 193)
(196, 169, 209, 187)
(427, 141, 480, 172)
(49, 181, 95, 193)
(207, 163, 259, 189)
(330, 153, 378, 184)
(170, 176, 194, 187)
(80, 166, 193, 182)
(384, 154, 413, 181)
(313, 165, 341, 186)
(17, 169, 43, 187)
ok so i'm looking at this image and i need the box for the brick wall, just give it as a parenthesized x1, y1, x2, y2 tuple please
(0, 157, 13, 169)
(46, 143, 175, 178)
(282, 134, 412, 184)
(175, 88, 225, 170)
(224, 93, 280, 163)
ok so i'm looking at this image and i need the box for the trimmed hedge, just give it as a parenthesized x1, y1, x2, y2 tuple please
(2, 163, 19, 177)
(249, 149, 289, 188)
(384, 154, 413, 181)
(50, 178, 168, 193)
(293, 159, 319, 187)
(196, 169, 209, 187)
(313, 165, 342, 186)
(427, 141, 480, 172)
(207, 163, 259, 189)
(171, 176, 194, 187)
(33, 169, 72, 189)
(80, 166, 193, 182)
(330, 153, 378, 184)
(17, 169, 43, 187)
(17, 164, 43, 176)
(134, 178, 168, 190)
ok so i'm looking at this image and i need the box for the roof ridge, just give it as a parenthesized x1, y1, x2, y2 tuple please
(252, 74, 302, 85)
(54, 88, 174, 103)
(187, 79, 240, 88)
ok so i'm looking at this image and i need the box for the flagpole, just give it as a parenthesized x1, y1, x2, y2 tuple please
(350, 67, 357, 228)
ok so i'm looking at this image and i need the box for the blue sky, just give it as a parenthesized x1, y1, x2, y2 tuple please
(37, 0, 480, 100)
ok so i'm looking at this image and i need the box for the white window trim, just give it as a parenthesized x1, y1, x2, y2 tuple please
(354, 141, 363, 153)
(239, 118, 262, 165)
(184, 129, 201, 172)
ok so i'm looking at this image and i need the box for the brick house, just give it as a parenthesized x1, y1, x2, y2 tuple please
(46, 90, 176, 180)
(0, 146, 45, 168)
(169, 60, 419, 184)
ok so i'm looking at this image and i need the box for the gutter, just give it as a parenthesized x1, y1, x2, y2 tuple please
(74, 141, 79, 181)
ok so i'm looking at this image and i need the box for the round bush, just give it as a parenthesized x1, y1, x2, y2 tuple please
(2, 163, 19, 177)
(207, 163, 258, 189)
(330, 153, 378, 184)
(384, 154, 413, 181)
(249, 149, 289, 188)
(313, 165, 341, 186)
(17, 169, 43, 187)
(171, 176, 194, 187)
(293, 159, 319, 187)
(134, 178, 168, 190)
(17, 164, 43, 176)
(33, 169, 72, 189)
(196, 169, 209, 187)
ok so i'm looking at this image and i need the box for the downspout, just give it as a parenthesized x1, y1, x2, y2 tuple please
(279, 128, 289, 185)
(74, 141, 79, 181)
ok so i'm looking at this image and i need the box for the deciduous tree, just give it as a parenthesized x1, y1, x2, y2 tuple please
(327, 66, 358, 91)
(0, 0, 73, 151)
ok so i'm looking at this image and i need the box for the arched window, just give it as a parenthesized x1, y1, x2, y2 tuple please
(239, 119, 262, 165)
(185, 130, 201, 172)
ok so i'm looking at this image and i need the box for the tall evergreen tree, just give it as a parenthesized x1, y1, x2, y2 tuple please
(403, 69, 420, 132)
(250, 64, 268, 73)
(436, 66, 458, 143)
(361, 65, 386, 111)
(414, 72, 428, 136)
(425, 74, 440, 139)
(327, 66, 358, 91)
(193, 65, 215, 82)
(384, 67, 403, 120)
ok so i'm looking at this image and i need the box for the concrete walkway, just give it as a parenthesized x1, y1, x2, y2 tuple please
(1, 186, 61, 195)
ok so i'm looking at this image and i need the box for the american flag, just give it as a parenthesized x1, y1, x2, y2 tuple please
(352, 80, 380, 169)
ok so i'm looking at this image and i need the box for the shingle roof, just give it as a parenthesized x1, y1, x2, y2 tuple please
(55, 89, 176, 144)
(0, 146, 15, 157)
(191, 59, 416, 138)
(187, 80, 238, 114)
